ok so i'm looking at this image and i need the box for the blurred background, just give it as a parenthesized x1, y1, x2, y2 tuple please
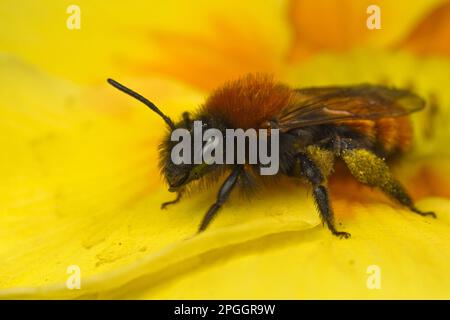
(1, 0, 450, 299)
(2, 0, 450, 89)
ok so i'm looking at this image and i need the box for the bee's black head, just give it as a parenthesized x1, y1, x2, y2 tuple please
(107, 78, 224, 192)
(159, 114, 222, 192)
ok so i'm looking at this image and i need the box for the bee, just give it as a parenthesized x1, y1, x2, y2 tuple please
(107, 74, 435, 238)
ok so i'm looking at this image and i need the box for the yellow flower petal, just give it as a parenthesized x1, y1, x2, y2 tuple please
(0, 55, 319, 298)
(110, 198, 450, 299)
(287, 0, 446, 61)
(0, 54, 202, 291)
(0, 0, 290, 89)
(401, 1, 450, 57)
(1, 50, 449, 299)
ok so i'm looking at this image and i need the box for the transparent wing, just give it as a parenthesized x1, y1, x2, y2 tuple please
(275, 84, 425, 131)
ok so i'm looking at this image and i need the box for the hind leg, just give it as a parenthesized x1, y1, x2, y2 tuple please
(341, 148, 436, 218)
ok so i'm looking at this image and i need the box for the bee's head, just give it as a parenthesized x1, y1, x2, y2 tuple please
(160, 149, 209, 192)
(160, 115, 220, 192)
(107, 79, 219, 193)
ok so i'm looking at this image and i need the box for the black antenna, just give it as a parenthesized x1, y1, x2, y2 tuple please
(107, 78, 175, 129)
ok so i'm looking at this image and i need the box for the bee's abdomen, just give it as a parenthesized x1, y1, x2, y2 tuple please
(339, 116, 412, 156)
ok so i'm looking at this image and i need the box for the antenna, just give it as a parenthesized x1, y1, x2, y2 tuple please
(107, 78, 175, 129)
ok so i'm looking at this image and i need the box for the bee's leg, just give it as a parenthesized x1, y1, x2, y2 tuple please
(161, 191, 183, 209)
(341, 148, 436, 218)
(294, 153, 351, 239)
(198, 165, 243, 233)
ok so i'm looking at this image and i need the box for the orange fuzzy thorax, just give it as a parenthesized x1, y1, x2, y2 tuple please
(202, 74, 297, 129)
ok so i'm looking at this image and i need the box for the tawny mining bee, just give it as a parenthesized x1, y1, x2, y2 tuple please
(107, 74, 435, 238)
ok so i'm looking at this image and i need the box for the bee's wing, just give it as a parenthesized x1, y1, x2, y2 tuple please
(275, 84, 425, 131)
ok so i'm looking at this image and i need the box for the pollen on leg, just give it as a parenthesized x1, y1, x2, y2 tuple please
(341, 149, 391, 186)
(306, 145, 335, 179)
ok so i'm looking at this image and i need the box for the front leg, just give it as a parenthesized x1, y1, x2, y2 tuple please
(161, 191, 183, 209)
(198, 165, 243, 233)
